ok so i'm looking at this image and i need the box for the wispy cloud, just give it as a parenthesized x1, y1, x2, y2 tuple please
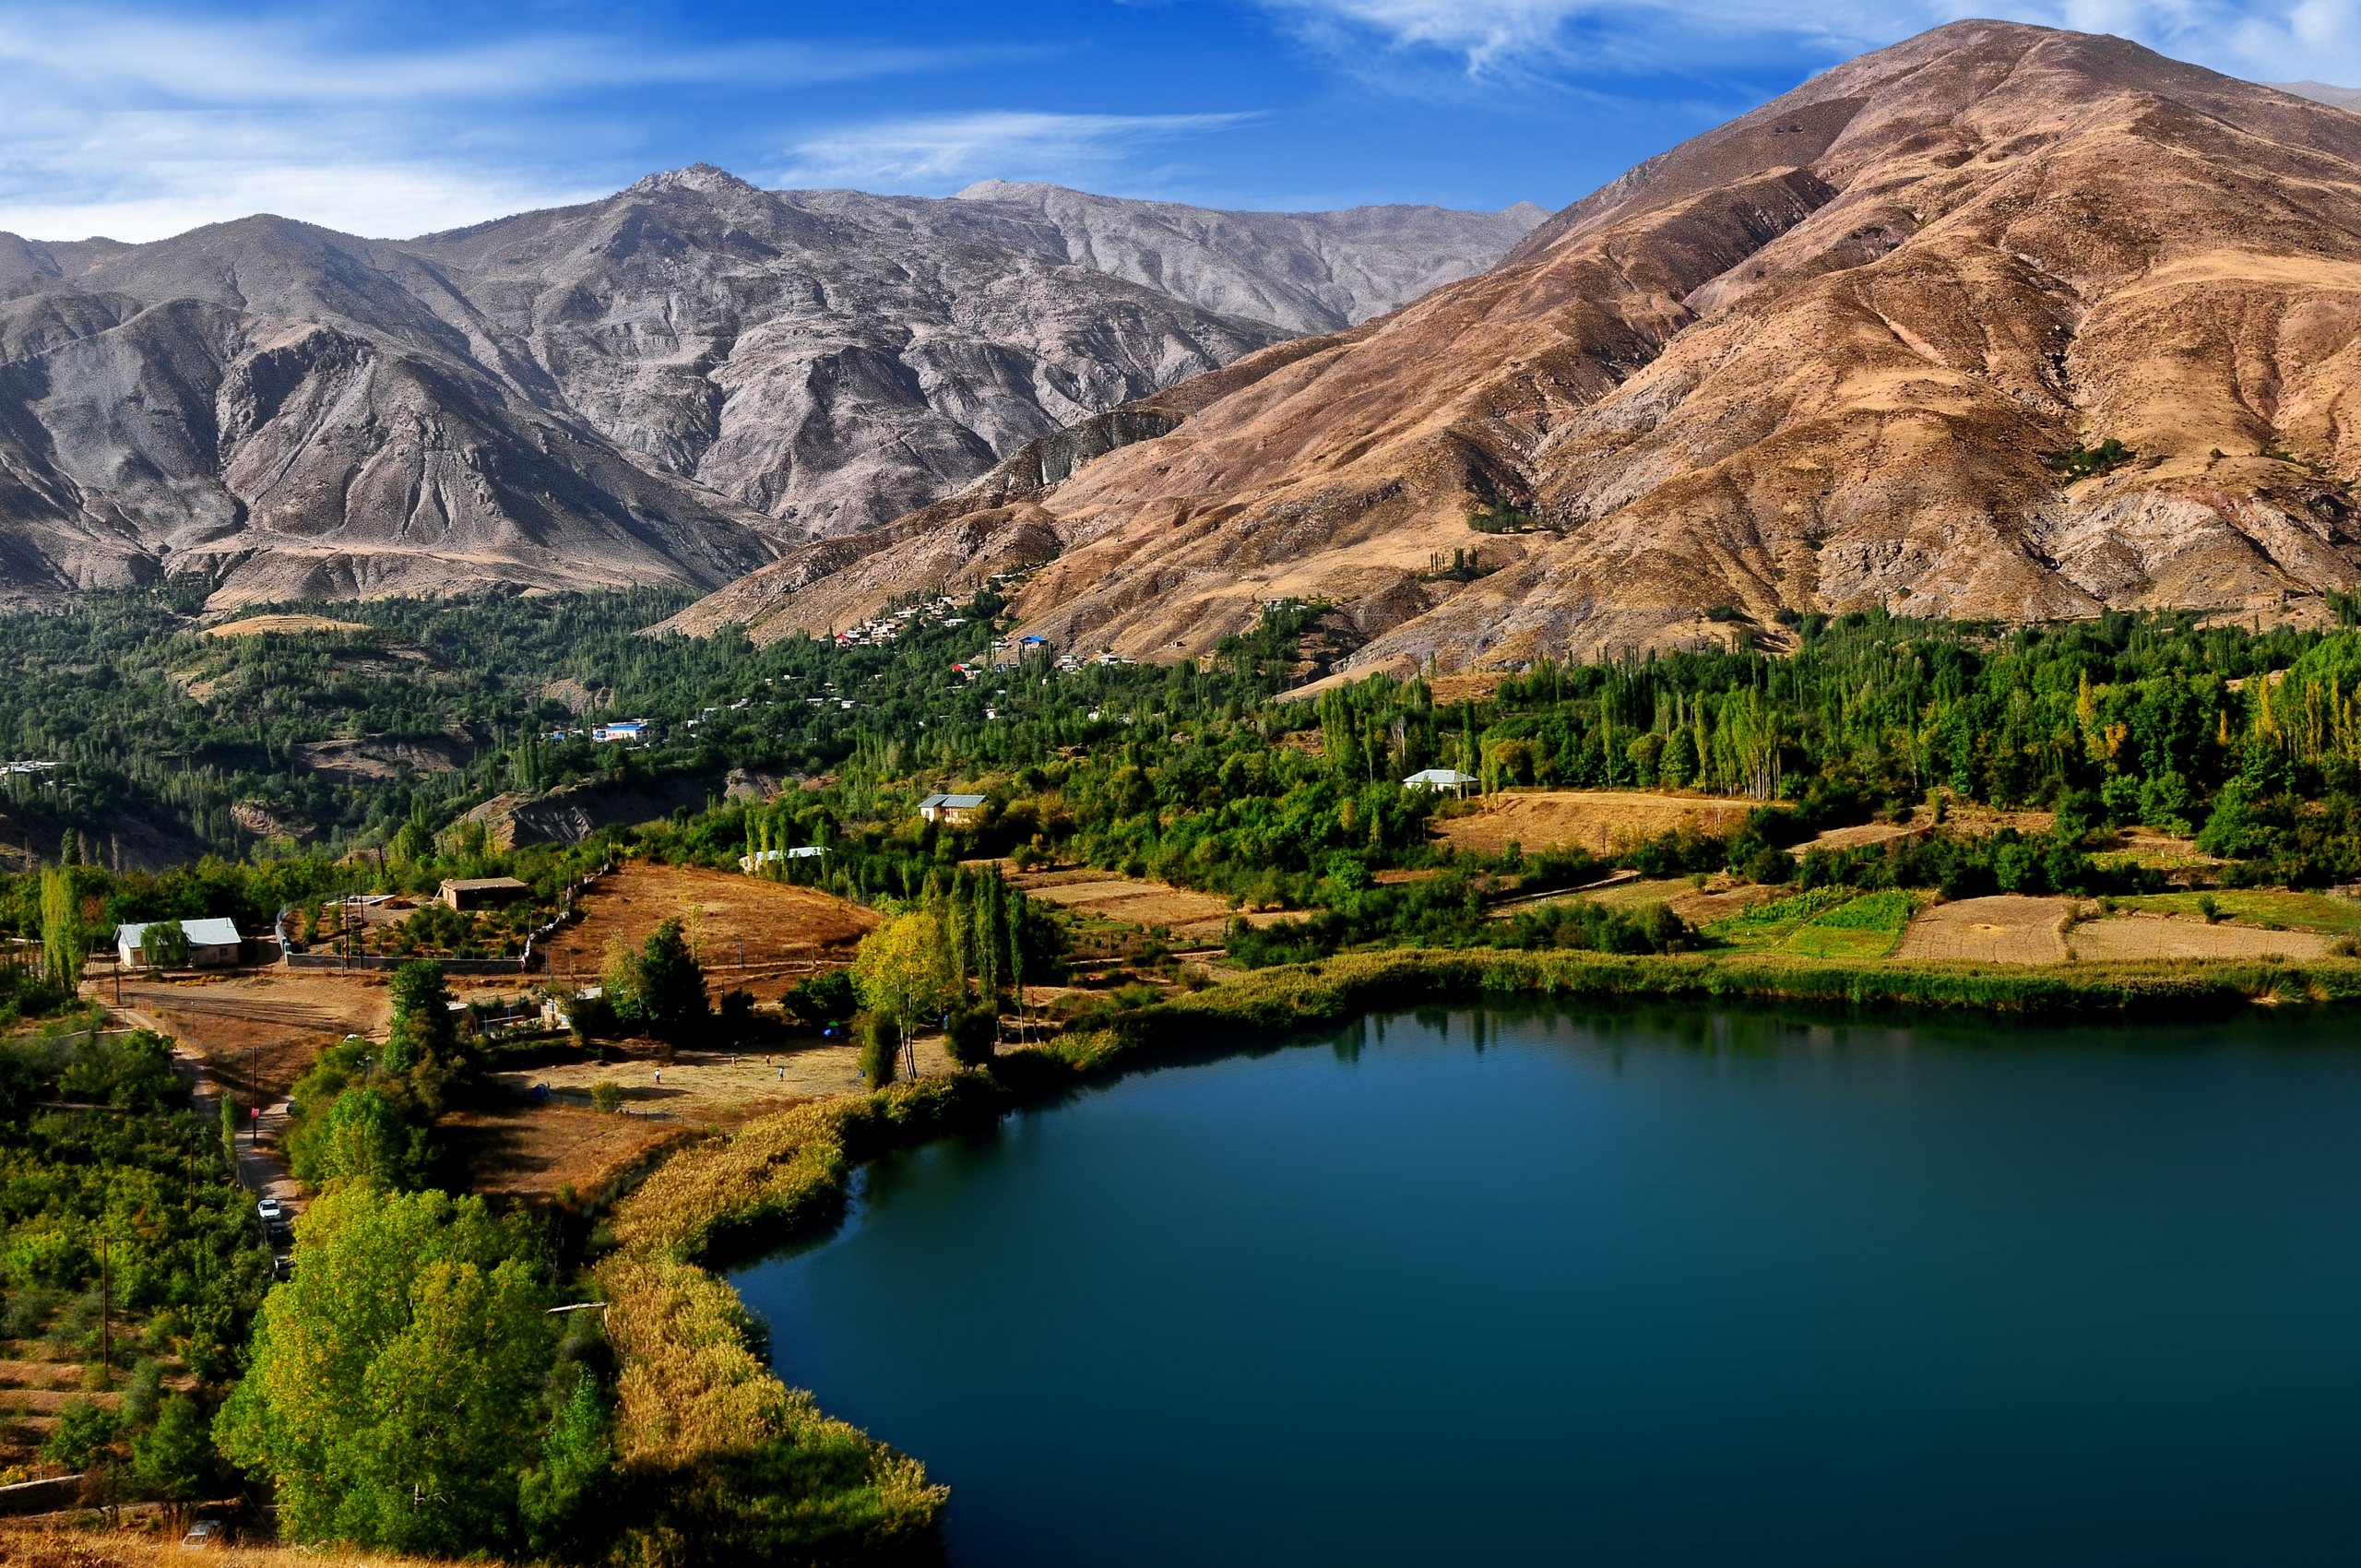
(0, 9, 1019, 106)
(773, 111, 1262, 192)
(1249, 0, 2361, 86)
(0, 4, 1039, 242)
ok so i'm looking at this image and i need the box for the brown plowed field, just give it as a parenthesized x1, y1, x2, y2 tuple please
(2067, 913, 2335, 962)
(113, 971, 393, 1103)
(1433, 790, 1766, 857)
(538, 861, 878, 1001)
(1894, 896, 2078, 964)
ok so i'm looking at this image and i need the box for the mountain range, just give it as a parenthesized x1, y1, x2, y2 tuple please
(0, 173, 1541, 605)
(672, 23, 2361, 674)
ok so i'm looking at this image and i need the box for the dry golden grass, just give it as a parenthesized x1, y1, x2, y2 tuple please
(1792, 821, 1929, 855)
(1014, 872, 1236, 935)
(1433, 790, 1763, 857)
(203, 613, 373, 638)
(539, 861, 877, 998)
(1894, 896, 2078, 964)
(2069, 914, 2335, 962)
(0, 1524, 437, 1567)
(450, 1038, 961, 1202)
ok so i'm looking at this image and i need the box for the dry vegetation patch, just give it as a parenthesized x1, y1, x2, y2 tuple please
(538, 861, 876, 998)
(0, 1526, 437, 1567)
(1433, 790, 1764, 857)
(203, 614, 374, 638)
(451, 1039, 959, 1203)
(1894, 896, 2078, 964)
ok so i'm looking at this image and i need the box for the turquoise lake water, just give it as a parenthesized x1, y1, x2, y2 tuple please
(731, 1005, 2361, 1564)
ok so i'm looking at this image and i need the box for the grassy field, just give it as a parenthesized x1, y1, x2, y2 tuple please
(1703, 885, 1857, 948)
(1783, 890, 1917, 959)
(2105, 890, 2361, 934)
(1432, 790, 1763, 857)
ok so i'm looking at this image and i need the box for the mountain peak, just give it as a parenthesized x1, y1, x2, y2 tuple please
(952, 179, 1059, 202)
(624, 164, 762, 200)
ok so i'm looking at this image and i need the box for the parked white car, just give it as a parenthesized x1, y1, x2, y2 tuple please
(255, 1197, 283, 1225)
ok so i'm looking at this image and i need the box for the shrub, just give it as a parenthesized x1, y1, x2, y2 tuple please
(854, 1013, 897, 1089)
(943, 1006, 997, 1068)
(589, 1082, 624, 1114)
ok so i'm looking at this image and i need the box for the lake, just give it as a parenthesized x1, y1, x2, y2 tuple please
(731, 1005, 2361, 1565)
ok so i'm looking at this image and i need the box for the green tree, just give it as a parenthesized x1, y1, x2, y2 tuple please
(40, 868, 80, 992)
(132, 1394, 217, 1505)
(141, 918, 189, 972)
(517, 1365, 611, 1557)
(850, 910, 955, 1068)
(634, 918, 709, 1042)
(215, 1183, 573, 1555)
(383, 959, 458, 1104)
(291, 1087, 427, 1189)
(42, 1396, 119, 1468)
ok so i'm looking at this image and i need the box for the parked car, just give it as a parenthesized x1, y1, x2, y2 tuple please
(255, 1197, 283, 1225)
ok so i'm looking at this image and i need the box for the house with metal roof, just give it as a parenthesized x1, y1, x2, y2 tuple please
(917, 792, 988, 826)
(1402, 768, 1478, 794)
(116, 918, 243, 970)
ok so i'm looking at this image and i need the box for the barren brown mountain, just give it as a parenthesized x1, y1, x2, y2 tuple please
(670, 22, 2361, 672)
(0, 171, 1537, 607)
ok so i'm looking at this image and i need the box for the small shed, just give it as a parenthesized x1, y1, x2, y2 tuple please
(116, 917, 242, 970)
(1402, 767, 1477, 795)
(917, 792, 987, 826)
(440, 876, 530, 912)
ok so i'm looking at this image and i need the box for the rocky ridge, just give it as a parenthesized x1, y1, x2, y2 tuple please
(0, 171, 1541, 606)
(677, 27, 2361, 671)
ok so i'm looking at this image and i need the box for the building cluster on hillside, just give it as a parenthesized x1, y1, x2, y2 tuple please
(834, 596, 967, 648)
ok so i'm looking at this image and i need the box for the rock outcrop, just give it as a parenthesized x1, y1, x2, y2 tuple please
(680, 26, 2361, 671)
(0, 171, 1540, 607)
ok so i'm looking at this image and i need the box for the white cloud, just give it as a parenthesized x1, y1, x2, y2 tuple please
(773, 111, 1262, 192)
(0, 110, 608, 242)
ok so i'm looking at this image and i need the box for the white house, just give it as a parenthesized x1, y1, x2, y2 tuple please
(1402, 768, 1478, 795)
(739, 846, 827, 872)
(917, 792, 987, 826)
(590, 720, 648, 743)
(115, 917, 242, 970)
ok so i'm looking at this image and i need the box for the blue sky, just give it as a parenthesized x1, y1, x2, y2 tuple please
(3, 0, 2354, 243)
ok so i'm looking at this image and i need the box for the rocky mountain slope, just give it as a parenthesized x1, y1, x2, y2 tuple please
(0, 172, 1539, 606)
(682, 24, 2361, 671)
(784, 182, 1548, 334)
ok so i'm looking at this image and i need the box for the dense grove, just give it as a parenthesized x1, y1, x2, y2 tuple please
(0, 1015, 269, 1495)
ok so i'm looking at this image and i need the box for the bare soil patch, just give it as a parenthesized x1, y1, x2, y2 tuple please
(1434, 790, 1766, 857)
(1015, 873, 1235, 936)
(1894, 896, 2078, 964)
(2068, 913, 2334, 962)
(538, 861, 878, 1001)
(113, 971, 392, 1104)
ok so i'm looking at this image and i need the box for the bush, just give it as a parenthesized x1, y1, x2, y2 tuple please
(781, 969, 857, 1028)
(1743, 846, 1794, 885)
(943, 1005, 997, 1068)
(854, 1012, 897, 1089)
(589, 1082, 624, 1114)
